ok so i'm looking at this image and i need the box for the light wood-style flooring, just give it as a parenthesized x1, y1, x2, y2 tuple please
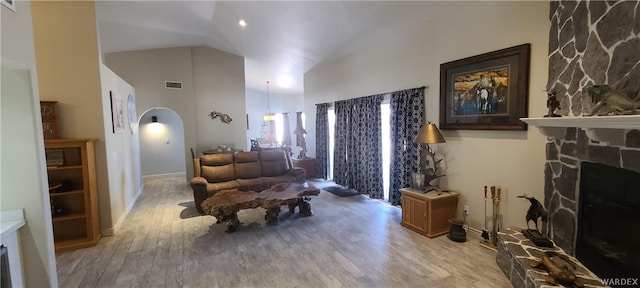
(56, 176, 511, 287)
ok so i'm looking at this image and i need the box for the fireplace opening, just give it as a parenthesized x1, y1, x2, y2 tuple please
(576, 161, 640, 279)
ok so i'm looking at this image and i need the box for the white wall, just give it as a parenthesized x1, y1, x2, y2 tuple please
(192, 46, 247, 152)
(31, 0, 117, 237)
(139, 108, 186, 177)
(104, 46, 246, 180)
(304, 1, 550, 231)
(104, 47, 196, 181)
(99, 65, 142, 235)
(0, 1, 57, 286)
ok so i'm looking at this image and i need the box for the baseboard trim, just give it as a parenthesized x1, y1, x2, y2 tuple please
(142, 172, 186, 180)
(110, 185, 144, 235)
(101, 227, 114, 237)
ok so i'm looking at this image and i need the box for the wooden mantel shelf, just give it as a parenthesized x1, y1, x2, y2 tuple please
(520, 115, 640, 145)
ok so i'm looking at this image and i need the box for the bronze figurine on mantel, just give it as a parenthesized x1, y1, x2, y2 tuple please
(532, 252, 584, 287)
(518, 194, 553, 248)
(544, 90, 561, 117)
(585, 85, 640, 116)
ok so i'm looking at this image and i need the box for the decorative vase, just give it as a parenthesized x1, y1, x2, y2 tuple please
(411, 173, 425, 190)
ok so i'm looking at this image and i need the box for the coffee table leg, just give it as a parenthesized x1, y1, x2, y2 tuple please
(222, 212, 239, 233)
(299, 198, 313, 217)
(288, 202, 298, 213)
(265, 206, 281, 225)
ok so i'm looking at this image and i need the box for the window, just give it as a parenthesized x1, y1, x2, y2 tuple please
(327, 103, 391, 200)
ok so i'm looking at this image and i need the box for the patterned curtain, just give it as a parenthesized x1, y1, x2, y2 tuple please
(315, 103, 330, 179)
(389, 87, 425, 205)
(334, 94, 384, 198)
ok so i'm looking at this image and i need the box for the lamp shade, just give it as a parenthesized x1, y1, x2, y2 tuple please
(415, 122, 446, 144)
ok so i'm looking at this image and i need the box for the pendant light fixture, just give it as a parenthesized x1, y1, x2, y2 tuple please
(263, 81, 275, 121)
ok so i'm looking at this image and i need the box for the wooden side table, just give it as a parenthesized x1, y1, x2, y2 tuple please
(292, 158, 316, 178)
(399, 188, 458, 238)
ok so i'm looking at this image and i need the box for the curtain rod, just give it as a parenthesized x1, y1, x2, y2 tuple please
(343, 85, 429, 102)
(315, 85, 428, 107)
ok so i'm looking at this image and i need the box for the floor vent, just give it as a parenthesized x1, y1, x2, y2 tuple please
(165, 81, 183, 89)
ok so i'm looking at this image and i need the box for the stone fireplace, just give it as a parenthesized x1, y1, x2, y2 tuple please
(500, 119, 640, 286)
(496, 1, 640, 285)
(541, 125, 640, 279)
(543, 127, 640, 255)
(541, 0, 640, 263)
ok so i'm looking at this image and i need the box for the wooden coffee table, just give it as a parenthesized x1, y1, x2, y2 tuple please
(201, 182, 320, 232)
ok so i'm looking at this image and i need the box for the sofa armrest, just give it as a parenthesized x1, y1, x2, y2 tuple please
(287, 167, 306, 183)
(190, 177, 208, 214)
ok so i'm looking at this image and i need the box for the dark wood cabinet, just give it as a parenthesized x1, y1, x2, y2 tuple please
(292, 158, 316, 178)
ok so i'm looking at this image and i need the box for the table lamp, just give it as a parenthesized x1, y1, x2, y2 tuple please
(415, 122, 446, 194)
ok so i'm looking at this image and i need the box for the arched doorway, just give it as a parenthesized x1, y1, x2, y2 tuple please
(138, 108, 186, 179)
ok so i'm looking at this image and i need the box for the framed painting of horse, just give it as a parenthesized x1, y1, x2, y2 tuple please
(439, 44, 530, 130)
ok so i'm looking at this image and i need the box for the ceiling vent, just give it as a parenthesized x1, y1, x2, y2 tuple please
(165, 81, 183, 89)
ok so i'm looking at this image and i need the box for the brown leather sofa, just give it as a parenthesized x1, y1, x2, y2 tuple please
(190, 150, 306, 214)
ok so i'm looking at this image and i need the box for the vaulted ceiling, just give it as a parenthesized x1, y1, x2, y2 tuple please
(96, 1, 443, 95)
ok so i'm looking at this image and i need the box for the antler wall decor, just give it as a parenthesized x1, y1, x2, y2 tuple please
(209, 111, 233, 124)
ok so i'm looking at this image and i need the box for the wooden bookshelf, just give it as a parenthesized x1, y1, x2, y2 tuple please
(45, 139, 100, 252)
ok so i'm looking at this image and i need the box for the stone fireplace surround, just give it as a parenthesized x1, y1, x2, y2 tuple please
(497, 116, 640, 287)
(502, 106, 640, 286)
(522, 116, 640, 254)
(495, 0, 640, 285)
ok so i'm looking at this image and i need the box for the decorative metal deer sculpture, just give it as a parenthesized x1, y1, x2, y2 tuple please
(209, 111, 233, 124)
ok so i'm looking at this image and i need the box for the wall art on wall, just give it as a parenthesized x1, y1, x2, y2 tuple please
(439, 44, 530, 130)
(110, 91, 126, 133)
(127, 94, 137, 134)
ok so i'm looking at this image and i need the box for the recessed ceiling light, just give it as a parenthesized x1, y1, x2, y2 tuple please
(238, 19, 247, 27)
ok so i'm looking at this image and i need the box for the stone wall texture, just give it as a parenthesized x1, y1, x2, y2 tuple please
(547, 0, 640, 116)
(496, 228, 605, 288)
(545, 0, 640, 255)
(545, 128, 640, 254)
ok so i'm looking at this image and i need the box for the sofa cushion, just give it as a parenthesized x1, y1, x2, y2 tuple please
(260, 150, 288, 177)
(206, 180, 239, 193)
(234, 151, 260, 163)
(202, 164, 235, 183)
(266, 175, 298, 186)
(201, 153, 234, 166)
(234, 152, 262, 179)
(236, 178, 270, 192)
(199, 154, 235, 183)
